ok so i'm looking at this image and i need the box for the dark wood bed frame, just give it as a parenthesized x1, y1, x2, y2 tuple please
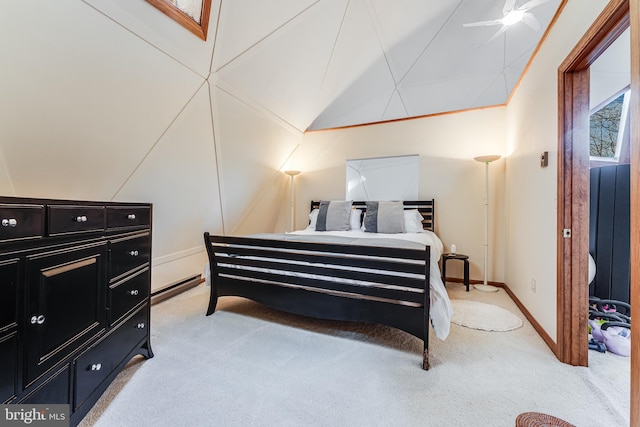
(203, 200, 435, 369)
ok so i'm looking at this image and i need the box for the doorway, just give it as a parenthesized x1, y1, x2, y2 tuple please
(557, 0, 638, 424)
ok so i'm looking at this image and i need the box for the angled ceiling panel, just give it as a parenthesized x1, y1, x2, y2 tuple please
(84, 0, 221, 77)
(399, 73, 501, 117)
(312, 0, 397, 128)
(114, 84, 220, 257)
(0, 0, 203, 200)
(212, 0, 318, 70)
(381, 90, 409, 122)
(368, 0, 463, 81)
(216, 0, 347, 131)
(212, 85, 302, 233)
(310, 83, 397, 130)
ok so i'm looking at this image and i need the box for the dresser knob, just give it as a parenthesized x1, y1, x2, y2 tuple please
(129, 250, 139, 256)
(30, 315, 45, 325)
(129, 289, 139, 296)
(136, 323, 145, 329)
(75, 216, 87, 223)
(90, 363, 102, 371)
(2, 218, 17, 227)
(127, 214, 136, 220)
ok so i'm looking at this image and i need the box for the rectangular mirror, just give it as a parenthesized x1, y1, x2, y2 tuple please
(346, 154, 419, 201)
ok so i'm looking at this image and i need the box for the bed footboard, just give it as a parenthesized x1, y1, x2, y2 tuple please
(203, 232, 431, 369)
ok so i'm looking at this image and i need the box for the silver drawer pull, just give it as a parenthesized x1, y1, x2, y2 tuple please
(91, 363, 102, 371)
(127, 214, 136, 220)
(129, 250, 139, 256)
(30, 315, 46, 325)
(129, 289, 139, 296)
(2, 218, 17, 227)
(136, 322, 146, 329)
(75, 215, 88, 223)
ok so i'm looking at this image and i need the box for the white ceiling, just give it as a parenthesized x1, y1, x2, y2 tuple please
(213, 0, 563, 131)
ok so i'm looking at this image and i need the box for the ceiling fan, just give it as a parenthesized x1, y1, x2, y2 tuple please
(463, 0, 553, 43)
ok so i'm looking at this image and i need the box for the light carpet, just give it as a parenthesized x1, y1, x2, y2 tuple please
(450, 299, 523, 331)
(79, 283, 630, 427)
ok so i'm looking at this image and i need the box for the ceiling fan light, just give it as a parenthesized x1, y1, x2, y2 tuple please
(502, 10, 525, 26)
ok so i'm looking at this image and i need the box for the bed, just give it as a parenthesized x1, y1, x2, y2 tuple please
(203, 200, 452, 370)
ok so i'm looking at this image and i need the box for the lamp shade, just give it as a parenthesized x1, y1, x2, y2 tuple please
(474, 155, 501, 164)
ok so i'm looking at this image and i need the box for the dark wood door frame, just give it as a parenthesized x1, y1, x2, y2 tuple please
(558, 0, 638, 424)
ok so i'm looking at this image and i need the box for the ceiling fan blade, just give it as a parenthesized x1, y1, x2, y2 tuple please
(519, 0, 552, 12)
(523, 12, 542, 31)
(485, 25, 510, 44)
(463, 19, 504, 27)
(502, 0, 517, 15)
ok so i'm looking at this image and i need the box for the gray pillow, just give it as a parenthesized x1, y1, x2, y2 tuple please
(364, 201, 405, 233)
(315, 200, 353, 231)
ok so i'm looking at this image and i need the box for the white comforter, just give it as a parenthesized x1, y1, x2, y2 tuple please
(288, 229, 452, 340)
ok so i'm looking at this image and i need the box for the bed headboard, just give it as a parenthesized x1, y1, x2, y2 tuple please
(310, 200, 435, 232)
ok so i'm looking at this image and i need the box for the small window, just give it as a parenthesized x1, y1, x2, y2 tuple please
(147, 0, 212, 41)
(589, 89, 630, 163)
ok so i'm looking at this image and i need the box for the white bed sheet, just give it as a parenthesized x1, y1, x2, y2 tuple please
(288, 229, 452, 340)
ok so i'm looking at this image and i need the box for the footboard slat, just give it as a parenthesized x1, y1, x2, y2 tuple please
(204, 232, 431, 370)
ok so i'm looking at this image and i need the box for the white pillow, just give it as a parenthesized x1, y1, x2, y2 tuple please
(307, 209, 319, 230)
(350, 209, 362, 230)
(404, 209, 425, 233)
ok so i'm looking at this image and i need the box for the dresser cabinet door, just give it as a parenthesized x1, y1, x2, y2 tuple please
(0, 332, 18, 403)
(0, 259, 19, 403)
(0, 259, 18, 331)
(25, 242, 107, 386)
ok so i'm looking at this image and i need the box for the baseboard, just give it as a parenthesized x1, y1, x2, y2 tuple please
(445, 277, 558, 356)
(151, 274, 203, 305)
(501, 284, 557, 355)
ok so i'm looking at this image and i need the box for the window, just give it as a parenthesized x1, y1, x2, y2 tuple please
(589, 89, 630, 163)
(146, 0, 212, 41)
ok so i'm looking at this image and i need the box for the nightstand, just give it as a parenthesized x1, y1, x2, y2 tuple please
(441, 253, 470, 292)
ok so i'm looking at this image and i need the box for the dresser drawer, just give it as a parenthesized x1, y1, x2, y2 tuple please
(0, 204, 44, 241)
(109, 233, 150, 281)
(48, 205, 105, 235)
(20, 364, 70, 405)
(106, 206, 150, 230)
(74, 306, 148, 410)
(109, 267, 149, 325)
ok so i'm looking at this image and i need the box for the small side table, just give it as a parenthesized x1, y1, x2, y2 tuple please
(441, 253, 470, 292)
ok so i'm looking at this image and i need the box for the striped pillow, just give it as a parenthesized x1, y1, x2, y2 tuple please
(363, 201, 405, 233)
(315, 200, 353, 231)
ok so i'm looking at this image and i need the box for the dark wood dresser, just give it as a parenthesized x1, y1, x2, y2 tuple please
(0, 196, 153, 425)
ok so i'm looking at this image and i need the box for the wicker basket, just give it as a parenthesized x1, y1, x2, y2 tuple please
(515, 412, 575, 427)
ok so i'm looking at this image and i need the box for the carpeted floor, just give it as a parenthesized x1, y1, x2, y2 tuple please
(79, 282, 630, 427)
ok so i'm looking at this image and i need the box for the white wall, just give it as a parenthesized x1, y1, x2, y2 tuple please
(0, 0, 298, 291)
(289, 108, 507, 283)
(504, 0, 610, 341)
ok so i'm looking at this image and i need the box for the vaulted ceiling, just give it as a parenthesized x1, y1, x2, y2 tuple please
(211, 0, 562, 131)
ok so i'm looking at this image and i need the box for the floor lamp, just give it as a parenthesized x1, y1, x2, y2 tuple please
(284, 170, 300, 231)
(473, 155, 500, 293)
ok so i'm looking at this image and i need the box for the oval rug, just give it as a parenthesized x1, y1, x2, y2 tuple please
(450, 299, 523, 331)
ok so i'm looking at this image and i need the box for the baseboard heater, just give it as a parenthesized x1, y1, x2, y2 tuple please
(150, 273, 203, 305)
